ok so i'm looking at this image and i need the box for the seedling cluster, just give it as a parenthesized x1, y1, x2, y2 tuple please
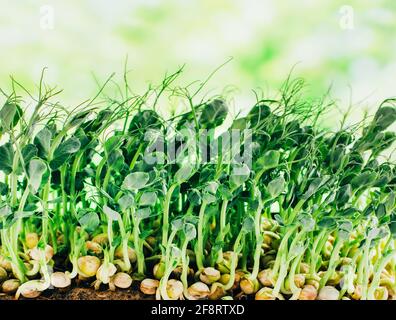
(0, 74, 395, 300)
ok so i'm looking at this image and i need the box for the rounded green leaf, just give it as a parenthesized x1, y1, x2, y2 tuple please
(122, 172, 150, 190)
(174, 163, 194, 184)
(118, 194, 135, 211)
(103, 205, 121, 221)
(28, 158, 47, 194)
(183, 223, 196, 240)
(78, 211, 100, 233)
(139, 192, 157, 206)
(267, 176, 285, 199)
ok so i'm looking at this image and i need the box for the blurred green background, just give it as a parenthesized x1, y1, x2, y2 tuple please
(1, 0, 396, 125)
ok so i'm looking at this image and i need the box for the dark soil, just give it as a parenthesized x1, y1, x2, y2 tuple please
(0, 284, 153, 300)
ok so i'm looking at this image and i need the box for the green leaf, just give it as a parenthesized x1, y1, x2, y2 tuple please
(336, 184, 352, 207)
(0, 205, 12, 218)
(118, 194, 134, 211)
(203, 193, 216, 204)
(50, 137, 81, 170)
(267, 176, 285, 199)
(390, 216, 396, 239)
(242, 216, 255, 233)
(28, 158, 47, 194)
(218, 185, 233, 200)
(122, 172, 150, 190)
(103, 205, 121, 221)
(230, 164, 250, 189)
(385, 192, 395, 215)
(350, 171, 377, 189)
(0, 182, 8, 196)
(174, 163, 194, 184)
(78, 210, 100, 233)
(171, 218, 184, 231)
(367, 227, 380, 239)
(139, 192, 157, 206)
(204, 181, 219, 194)
(372, 105, 396, 132)
(21, 144, 38, 165)
(199, 99, 228, 129)
(340, 207, 359, 218)
(329, 145, 348, 172)
(34, 127, 52, 156)
(0, 103, 22, 131)
(0, 143, 14, 174)
(203, 181, 219, 204)
(302, 176, 329, 200)
(183, 223, 196, 240)
(108, 150, 124, 170)
(375, 204, 387, 220)
(136, 207, 151, 220)
(188, 189, 201, 206)
(67, 110, 91, 129)
(256, 150, 280, 171)
(274, 214, 284, 225)
(317, 217, 336, 229)
(338, 220, 353, 240)
(104, 136, 122, 154)
(298, 214, 315, 231)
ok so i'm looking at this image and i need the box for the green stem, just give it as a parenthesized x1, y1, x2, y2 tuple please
(162, 184, 177, 247)
(195, 199, 208, 270)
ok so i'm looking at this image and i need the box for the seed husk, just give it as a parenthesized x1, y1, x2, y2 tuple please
(115, 246, 137, 263)
(153, 261, 165, 280)
(219, 273, 230, 285)
(146, 236, 156, 247)
(16, 280, 44, 299)
(351, 284, 362, 300)
(240, 277, 260, 294)
(96, 263, 117, 284)
(113, 272, 133, 289)
(258, 269, 275, 287)
(200, 267, 221, 285)
(28, 245, 54, 262)
(208, 283, 226, 300)
(25, 261, 40, 277)
(171, 266, 184, 279)
(0, 256, 12, 272)
(299, 285, 318, 300)
(188, 281, 210, 300)
(92, 233, 108, 245)
(51, 272, 71, 289)
(326, 271, 342, 286)
(374, 286, 389, 300)
(25, 233, 39, 249)
(255, 287, 276, 300)
(217, 252, 235, 274)
(0, 266, 7, 282)
(77, 255, 101, 278)
(261, 218, 274, 231)
(317, 286, 339, 300)
(305, 278, 320, 290)
(219, 272, 242, 290)
(166, 279, 184, 300)
(294, 274, 305, 288)
(140, 278, 159, 295)
(85, 241, 103, 255)
(2, 279, 20, 294)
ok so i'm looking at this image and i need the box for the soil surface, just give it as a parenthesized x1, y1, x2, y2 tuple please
(0, 285, 152, 300)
